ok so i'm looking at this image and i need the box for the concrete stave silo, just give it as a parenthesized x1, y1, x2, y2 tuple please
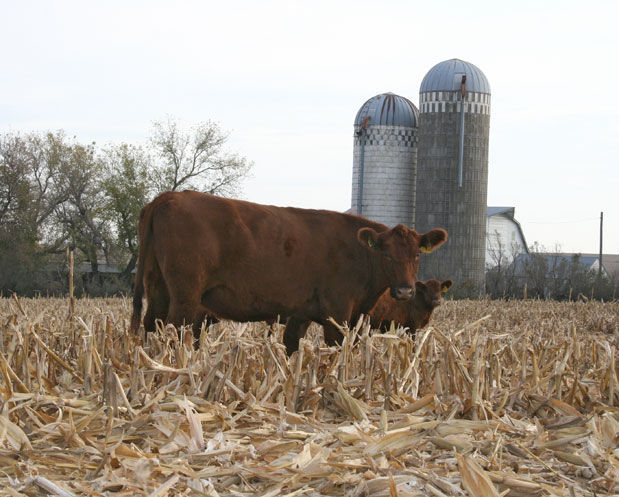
(351, 92, 419, 228)
(415, 59, 491, 294)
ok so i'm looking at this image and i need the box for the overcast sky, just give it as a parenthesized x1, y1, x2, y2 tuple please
(1, 0, 617, 254)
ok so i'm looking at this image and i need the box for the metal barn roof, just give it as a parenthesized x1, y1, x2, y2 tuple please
(487, 206, 514, 217)
(420, 59, 491, 94)
(354, 92, 418, 128)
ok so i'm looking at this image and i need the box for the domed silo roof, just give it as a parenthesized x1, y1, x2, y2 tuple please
(420, 59, 490, 94)
(354, 92, 418, 128)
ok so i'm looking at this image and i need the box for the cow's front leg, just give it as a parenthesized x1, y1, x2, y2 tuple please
(191, 310, 219, 344)
(167, 295, 201, 332)
(283, 317, 311, 356)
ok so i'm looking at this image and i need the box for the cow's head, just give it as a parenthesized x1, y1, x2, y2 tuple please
(358, 224, 447, 300)
(415, 279, 453, 309)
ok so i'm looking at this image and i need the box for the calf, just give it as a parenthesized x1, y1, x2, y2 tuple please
(369, 279, 453, 333)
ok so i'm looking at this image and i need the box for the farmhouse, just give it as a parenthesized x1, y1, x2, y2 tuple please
(513, 252, 618, 279)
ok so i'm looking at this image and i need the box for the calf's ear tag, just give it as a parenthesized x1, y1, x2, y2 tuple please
(420, 244, 433, 253)
(367, 238, 375, 249)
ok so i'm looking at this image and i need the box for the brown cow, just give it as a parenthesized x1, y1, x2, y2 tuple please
(369, 279, 453, 333)
(130, 191, 447, 354)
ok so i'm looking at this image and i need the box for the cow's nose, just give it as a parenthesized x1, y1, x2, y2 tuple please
(391, 286, 414, 301)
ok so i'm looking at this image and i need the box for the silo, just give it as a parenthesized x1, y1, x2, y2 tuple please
(351, 92, 418, 227)
(415, 59, 491, 294)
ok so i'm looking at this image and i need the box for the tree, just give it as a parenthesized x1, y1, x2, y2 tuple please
(0, 132, 71, 240)
(149, 117, 252, 195)
(0, 133, 39, 293)
(1, 118, 254, 296)
(53, 141, 113, 282)
(102, 143, 152, 280)
(0, 131, 73, 294)
(545, 244, 568, 299)
(522, 242, 549, 299)
(0, 134, 31, 230)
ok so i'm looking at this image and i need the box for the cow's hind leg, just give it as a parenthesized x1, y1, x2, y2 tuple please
(143, 268, 169, 333)
(283, 317, 311, 356)
(144, 288, 169, 333)
(323, 321, 345, 348)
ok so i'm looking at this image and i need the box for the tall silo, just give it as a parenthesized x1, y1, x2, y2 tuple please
(415, 59, 491, 294)
(351, 92, 419, 227)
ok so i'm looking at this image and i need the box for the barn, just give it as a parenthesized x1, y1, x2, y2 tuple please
(485, 206, 528, 268)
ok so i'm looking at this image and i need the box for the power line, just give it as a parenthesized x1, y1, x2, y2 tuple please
(525, 217, 599, 225)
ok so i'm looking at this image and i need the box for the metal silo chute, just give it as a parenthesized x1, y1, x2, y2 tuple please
(458, 74, 467, 188)
(356, 116, 371, 215)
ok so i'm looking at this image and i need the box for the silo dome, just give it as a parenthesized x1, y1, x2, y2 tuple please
(354, 92, 418, 129)
(420, 58, 490, 94)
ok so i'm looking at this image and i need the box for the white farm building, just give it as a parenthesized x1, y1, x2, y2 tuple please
(485, 206, 528, 268)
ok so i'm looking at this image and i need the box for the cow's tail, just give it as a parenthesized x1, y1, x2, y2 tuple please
(130, 203, 153, 332)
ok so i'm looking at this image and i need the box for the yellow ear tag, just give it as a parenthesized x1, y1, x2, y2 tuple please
(368, 238, 375, 249)
(441, 286, 449, 293)
(420, 245, 433, 253)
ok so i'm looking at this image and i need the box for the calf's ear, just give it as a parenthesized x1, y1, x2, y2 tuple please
(358, 227, 381, 249)
(415, 280, 426, 292)
(441, 280, 453, 292)
(419, 228, 448, 253)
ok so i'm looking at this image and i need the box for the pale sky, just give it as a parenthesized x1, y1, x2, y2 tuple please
(1, 0, 617, 254)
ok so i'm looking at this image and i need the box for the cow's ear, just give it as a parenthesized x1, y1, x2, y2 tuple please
(415, 280, 426, 292)
(358, 227, 380, 250)
(419, 228, 448, 253)
(441, 279, 453, 292)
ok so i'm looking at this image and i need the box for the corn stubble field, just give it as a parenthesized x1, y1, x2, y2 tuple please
(0, 297, 617, 497)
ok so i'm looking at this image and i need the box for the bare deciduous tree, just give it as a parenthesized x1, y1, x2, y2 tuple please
(149, 117, 252, 196)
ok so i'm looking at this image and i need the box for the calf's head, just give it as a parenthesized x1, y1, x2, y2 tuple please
(358, 224, 447, 300)
(415, 279, 453, 309)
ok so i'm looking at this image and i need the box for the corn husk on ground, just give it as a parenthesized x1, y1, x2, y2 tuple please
(0, 297, 617, 496)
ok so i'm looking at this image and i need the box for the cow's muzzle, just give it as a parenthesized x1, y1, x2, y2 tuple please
(391, 286, 414, 301)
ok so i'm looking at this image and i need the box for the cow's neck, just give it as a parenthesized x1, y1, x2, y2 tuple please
(359, 250, 390, 315)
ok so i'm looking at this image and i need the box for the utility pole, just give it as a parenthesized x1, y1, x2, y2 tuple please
(599, 212, 603, 277)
